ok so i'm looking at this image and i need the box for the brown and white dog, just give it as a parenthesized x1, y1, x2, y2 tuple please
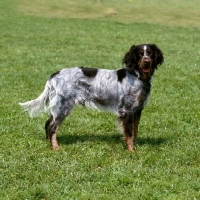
(20, 44, 164, 152)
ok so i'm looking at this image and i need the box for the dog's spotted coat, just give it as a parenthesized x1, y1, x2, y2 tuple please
(20, 44, 164, 152)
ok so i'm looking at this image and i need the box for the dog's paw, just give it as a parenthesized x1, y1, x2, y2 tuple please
(52, 145, 60, 150)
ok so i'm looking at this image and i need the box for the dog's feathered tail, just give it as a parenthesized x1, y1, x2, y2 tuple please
(19, 81, 50, 117)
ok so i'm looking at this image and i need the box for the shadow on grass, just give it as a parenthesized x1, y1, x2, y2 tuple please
(57, 133, 167, 147)
(58, 134, 121, 145)
(137, 136, 167, 146)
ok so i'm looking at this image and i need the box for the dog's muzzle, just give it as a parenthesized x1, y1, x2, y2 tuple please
(140, 57, 152, 73)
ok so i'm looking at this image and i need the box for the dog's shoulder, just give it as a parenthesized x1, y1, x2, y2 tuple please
(116, 68, 126, 82)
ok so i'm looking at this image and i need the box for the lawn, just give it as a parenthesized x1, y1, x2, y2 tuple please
(0, 0, 200, 199)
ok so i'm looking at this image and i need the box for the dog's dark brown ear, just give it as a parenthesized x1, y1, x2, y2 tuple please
(153, 44, 164, 66)
(122, 45, 137, 71)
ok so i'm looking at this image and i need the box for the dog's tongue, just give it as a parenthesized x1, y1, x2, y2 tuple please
(142, 68, 151, 73)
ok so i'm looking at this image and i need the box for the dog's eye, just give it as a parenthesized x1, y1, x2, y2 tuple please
(147, 49, 152, 54)
(139, 50, 144, 55)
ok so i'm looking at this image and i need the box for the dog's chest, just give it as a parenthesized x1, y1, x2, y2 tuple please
(122, 80, 151, 110)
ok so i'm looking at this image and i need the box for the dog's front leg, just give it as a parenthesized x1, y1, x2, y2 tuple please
(117, 109, 135, 152)
(124, 124, 135, 153)
(118, 109, 142, 152)
(132, 109, 142, 146)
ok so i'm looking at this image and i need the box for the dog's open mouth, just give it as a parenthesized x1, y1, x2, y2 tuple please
(141, 68, 152, 74)
(139, 59, 152, 74)
(141, 68, 151, 73)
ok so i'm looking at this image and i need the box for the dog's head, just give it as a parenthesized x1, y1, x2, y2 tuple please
(122, 44, 164, 79)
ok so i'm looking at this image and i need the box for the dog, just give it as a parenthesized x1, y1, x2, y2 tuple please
(19, 44, 164, 152)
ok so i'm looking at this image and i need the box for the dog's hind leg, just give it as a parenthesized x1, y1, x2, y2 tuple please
(45, 115, 53, 140)
(46, 99, 75, 150)
(48, 120, 60, 150)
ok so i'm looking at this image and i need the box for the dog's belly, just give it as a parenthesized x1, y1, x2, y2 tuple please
(75, 88, 120, 113)
(73, 69, 121, 113)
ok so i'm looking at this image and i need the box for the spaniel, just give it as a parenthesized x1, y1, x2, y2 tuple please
(20, 44, 164, 152)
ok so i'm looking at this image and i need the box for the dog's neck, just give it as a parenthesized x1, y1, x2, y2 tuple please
(129, 69, 153, 83)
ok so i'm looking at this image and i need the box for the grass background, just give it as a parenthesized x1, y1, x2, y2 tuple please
(1, 0, 200, 199)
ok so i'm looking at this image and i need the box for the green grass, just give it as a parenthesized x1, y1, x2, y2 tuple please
(1, 0, 200, 199)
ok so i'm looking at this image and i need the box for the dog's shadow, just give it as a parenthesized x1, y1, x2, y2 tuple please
(57, 133, 167, 147)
